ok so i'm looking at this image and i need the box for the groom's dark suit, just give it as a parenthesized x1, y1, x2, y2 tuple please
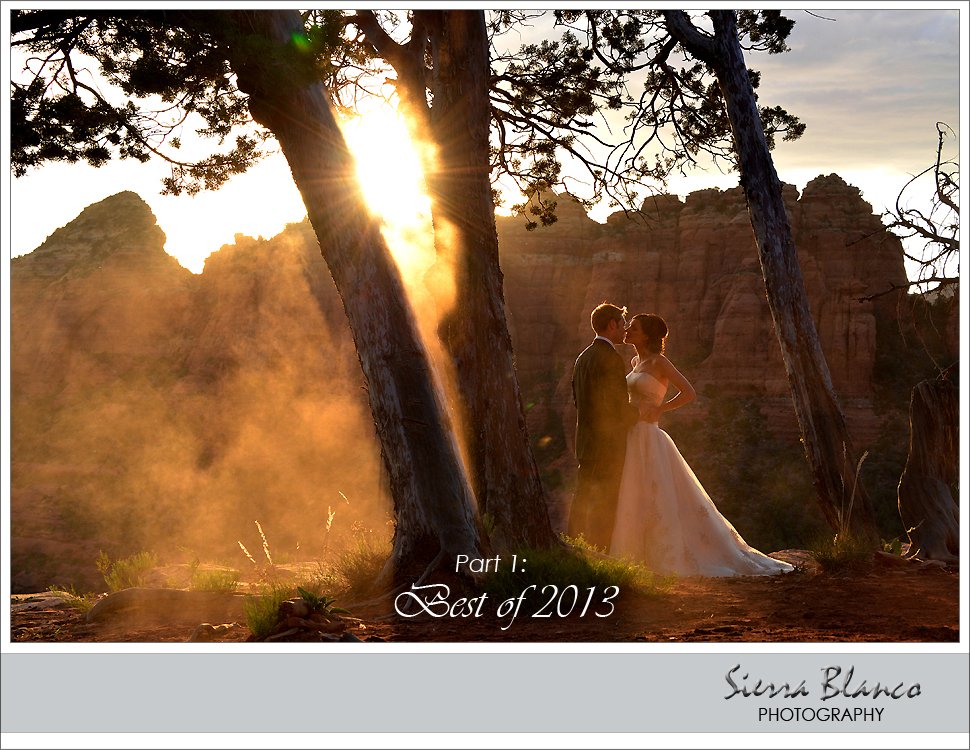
(569, 337, 639, 550)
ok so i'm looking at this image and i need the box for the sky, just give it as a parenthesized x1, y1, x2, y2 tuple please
(3, 7, 965, 274)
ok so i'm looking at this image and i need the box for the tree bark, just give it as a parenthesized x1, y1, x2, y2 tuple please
(223, 10, 484, 582)
(898, 365, 959, 562)
(356, 10, 556, 549)
(664, 10, 878, 540)
(416, 10, 557, 550)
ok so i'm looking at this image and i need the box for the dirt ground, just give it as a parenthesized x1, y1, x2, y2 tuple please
(10, 551, 959, 644)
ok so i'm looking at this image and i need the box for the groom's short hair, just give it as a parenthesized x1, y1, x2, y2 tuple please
(590, 302, 625, 334)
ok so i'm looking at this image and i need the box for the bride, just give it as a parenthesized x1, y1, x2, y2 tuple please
(610, 313, 793, 577)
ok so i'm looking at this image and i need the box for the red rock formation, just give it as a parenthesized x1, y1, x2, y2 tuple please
(499, 175, 914, 452)
(10, 178, 949, 588)
(11, 192, 195, 400)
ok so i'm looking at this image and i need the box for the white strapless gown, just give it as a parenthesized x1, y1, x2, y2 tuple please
(610, 368, 794, 577)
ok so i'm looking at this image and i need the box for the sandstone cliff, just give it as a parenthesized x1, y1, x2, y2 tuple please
(500, 176, 913, 453)
(10, 181, 954, 590)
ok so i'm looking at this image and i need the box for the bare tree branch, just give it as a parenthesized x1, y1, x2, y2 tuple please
(855, 277, 959, 303)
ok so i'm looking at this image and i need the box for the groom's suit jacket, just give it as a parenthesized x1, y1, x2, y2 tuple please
(572, 338, 638, 464)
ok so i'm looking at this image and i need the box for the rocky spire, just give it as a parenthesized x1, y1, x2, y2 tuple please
(12, 191, 183, 280)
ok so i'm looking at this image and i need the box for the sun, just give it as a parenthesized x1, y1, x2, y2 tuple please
(338, 104, 436, 282)
(340, 105, 432, 230)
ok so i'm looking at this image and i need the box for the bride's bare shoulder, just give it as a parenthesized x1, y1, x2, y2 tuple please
(657, 354, 679, 373)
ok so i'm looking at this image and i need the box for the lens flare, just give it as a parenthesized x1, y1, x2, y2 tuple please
(340, 106, 435, 282)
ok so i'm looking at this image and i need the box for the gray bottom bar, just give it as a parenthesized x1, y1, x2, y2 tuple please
(2, 653, 967, 733)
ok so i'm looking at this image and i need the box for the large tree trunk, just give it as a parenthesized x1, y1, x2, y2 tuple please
(223, 10, 484, 582)
(664, 10, 877, 540)
(351, 10, 556, 550)
(416, 10, 557, 550)
(898, 365, 959, 562)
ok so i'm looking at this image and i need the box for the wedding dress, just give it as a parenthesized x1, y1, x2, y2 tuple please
(610, 362, 794, 577)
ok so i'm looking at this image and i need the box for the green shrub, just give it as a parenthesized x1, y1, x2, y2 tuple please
(882, 536, 905, 557)
(190, 568, 240, 593)
(484, 536, 672, 611)
(296, 586, 349, 619)
(243, 583, 294, 640)
(809, 533, 874, 573)
(48, 584, 99, 613)
(337, 534, 390, 594)
(95, 550, 158, 592)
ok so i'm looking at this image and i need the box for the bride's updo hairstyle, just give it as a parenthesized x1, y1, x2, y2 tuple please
(634, 313, 668, 355)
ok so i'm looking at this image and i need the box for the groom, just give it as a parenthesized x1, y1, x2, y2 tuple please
(568, 302, 640, 551)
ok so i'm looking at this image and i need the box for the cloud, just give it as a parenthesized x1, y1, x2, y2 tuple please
(752, 9, 960, 173)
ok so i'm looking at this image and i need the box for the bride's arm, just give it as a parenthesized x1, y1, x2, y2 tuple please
(657, 356, 696, 414)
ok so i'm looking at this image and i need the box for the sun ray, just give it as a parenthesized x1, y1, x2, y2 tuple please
(339, 104, 435, 282)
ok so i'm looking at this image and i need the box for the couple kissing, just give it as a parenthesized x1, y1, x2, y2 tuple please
(568, 302, 793, 577)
